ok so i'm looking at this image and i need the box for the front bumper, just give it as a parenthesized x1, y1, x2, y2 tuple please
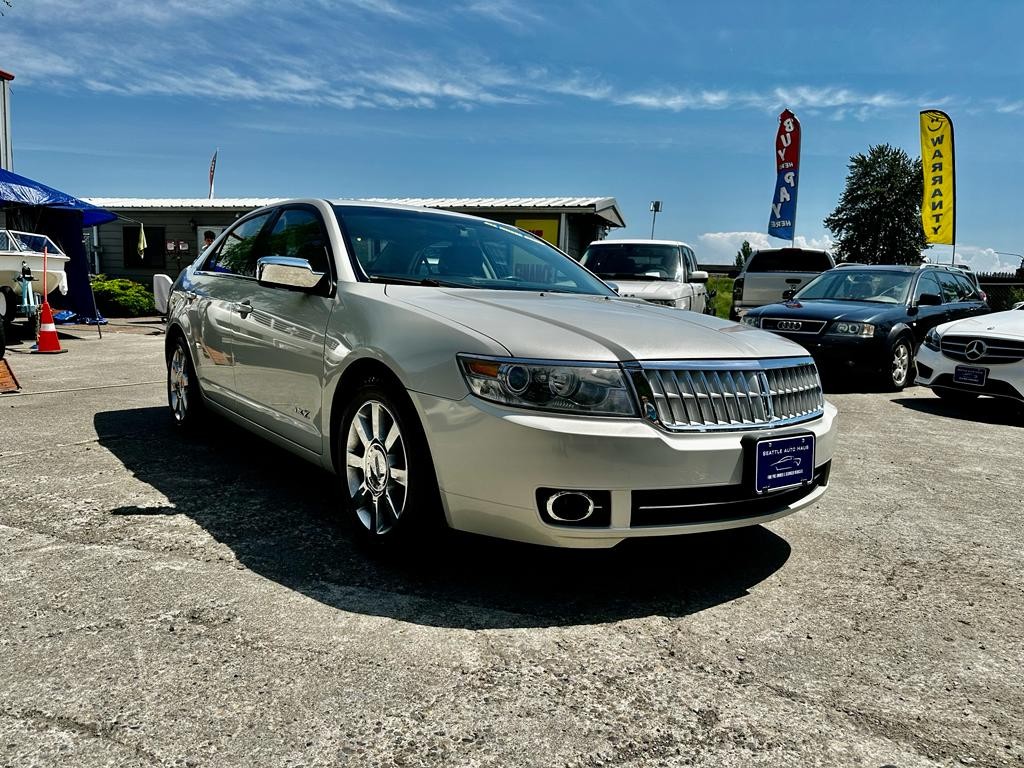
(766, 332, 887, 373)
(411, 392, 838, 548)
(916, 345, 1024, 402)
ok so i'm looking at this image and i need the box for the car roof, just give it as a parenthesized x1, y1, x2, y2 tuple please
(753, 247, 830, 255)
(586, 239, 692, 248)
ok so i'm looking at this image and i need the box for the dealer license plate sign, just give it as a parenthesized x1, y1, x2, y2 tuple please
(953, 365, 987, 387)
(754, 434, 815, 494)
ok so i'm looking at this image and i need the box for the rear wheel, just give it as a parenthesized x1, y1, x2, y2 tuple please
(339, 380, 442, 546)
(885, 336, 914, 390)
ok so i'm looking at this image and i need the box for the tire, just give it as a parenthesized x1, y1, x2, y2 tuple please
(338, 379, 442, 546)
(25, 311, 38, 339)
(167, 335, 203, 429)
(934, 387, 979, 403)
(0, 287, 15, 329)
(884, 336, 914, 391)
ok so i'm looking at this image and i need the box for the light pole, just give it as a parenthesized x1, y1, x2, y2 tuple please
(649, 200, 662, 239)
(994, 251, 1023, 273)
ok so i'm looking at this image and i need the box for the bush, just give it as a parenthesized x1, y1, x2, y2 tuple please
(707, 276, 734, 319)
(90, 274, 157, 317)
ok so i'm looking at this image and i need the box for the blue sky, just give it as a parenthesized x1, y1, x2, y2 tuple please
(2, 0, 1023, 269)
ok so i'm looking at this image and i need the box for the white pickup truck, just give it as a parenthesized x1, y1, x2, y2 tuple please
(580, 239, 710, 313)
(730, 247, 834, 320)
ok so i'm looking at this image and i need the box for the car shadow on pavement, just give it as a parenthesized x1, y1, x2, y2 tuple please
(894, 395, 1023, 427)
(95, 407, 792, 630)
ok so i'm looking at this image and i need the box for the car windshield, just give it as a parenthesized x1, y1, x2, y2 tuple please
(334, 205, 615, 295)
(795, 269, 913, 304)
(8, 231, 65, 255)
(580, 243, 681, 281)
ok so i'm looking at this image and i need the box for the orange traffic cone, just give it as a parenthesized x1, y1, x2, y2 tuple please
(32, 301, 66, 354)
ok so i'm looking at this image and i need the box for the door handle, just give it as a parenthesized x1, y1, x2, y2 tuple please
(183, 291, 197, 303)
(234, 300, 254, 316)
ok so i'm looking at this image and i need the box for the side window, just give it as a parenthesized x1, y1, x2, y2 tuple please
(203, 212, 274, 277)
(936, 272, 961, 304)
(266, 208, 331, 275)
(914, 272, 942, 302)
(952, 273, 979, 301)
(684, 247, 698, 279)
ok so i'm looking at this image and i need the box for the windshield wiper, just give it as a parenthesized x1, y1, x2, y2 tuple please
(368, 274, 479, 288)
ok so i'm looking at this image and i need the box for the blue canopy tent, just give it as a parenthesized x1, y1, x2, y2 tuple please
(0, 167, 115, 321)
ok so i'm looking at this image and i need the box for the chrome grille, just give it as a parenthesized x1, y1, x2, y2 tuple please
(760, 318, 827, 334)
(635, 358, 824, 432)
(941, 335, 1024, 365)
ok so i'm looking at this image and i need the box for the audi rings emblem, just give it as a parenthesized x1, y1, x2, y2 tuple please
(777, 320, 803, 331)
(965, 339, 988, 361)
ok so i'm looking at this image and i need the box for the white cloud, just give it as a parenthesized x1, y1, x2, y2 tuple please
(697, 231, 833, 264)
(929, 245, 1023, 275)
(462, 0, 542, 30)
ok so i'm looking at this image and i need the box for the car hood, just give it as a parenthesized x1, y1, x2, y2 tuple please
(939, 309, 1024, 339)
(388, 288, 804, 362)
(612, 280, 686, 300)
(748, 299, 901, 323)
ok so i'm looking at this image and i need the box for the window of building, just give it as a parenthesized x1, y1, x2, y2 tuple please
(121, 226, 165, 269)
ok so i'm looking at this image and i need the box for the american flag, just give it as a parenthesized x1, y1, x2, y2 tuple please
(208, 149, 218, 199)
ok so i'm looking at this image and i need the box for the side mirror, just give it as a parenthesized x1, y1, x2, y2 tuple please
(782, 288, 795, 301)
(256, 256, 325, 291)
(605, 281, 620, 294)
(689, 270, 709, 283)
(918, 292, 942, 306)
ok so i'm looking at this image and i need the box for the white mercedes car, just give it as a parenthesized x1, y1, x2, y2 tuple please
(166, 200, 837, 548)
(916, 305, 1024, 408)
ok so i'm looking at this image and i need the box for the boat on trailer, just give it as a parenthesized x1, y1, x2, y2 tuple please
(0, 229, 69, 328)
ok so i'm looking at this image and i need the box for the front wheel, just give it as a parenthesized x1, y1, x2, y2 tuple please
(339, 381, 441, 546)
(885, 337, 914, 391)
(167, 336, 203, 429)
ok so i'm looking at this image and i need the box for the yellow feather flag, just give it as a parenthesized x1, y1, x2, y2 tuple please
(919, 110, 955, 245)
(137, 223, 147, 260)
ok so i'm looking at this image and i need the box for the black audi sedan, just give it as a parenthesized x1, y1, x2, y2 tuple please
(741, 264, 989, 389)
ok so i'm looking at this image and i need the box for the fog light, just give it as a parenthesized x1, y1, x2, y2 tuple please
(536, 488, 612, 528)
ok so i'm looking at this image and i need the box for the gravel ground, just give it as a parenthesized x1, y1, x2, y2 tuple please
(0, 328, 1021, 767)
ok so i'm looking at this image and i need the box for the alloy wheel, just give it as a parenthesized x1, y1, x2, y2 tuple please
(169, 344, 190, 422)
(891, 341, 911, 388)
(345, 400, 408, 536)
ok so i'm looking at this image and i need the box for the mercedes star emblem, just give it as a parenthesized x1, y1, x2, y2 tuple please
(965, 339, 988, 361)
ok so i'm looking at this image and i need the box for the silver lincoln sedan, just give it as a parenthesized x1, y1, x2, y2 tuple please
(166, 200, 837, 548)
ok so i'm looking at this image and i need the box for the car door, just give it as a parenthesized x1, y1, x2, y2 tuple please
(949, 273, 989, 318)
(227, 204, 336, 453)
(908, 270, 951, 343)
(682, 246, 705, 312)
(937, 271, 983, 324)
(186, 211, 276, 405)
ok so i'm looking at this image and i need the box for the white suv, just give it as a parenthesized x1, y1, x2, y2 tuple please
(580, 240, 709, 313)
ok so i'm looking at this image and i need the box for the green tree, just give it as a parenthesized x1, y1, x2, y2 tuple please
(824, 144, 928, 264)
(735, 240, 753, 269)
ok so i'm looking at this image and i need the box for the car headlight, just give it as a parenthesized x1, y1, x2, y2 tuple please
(826, 321, 875, 337)
(740, 315, 760, 328)
(923, 327, 940, 351)
(458, 355, 637, 416)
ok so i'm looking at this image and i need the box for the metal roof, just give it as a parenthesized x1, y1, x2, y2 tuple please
(82, 196, 626, 227)
(84, 198, 286, 209)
